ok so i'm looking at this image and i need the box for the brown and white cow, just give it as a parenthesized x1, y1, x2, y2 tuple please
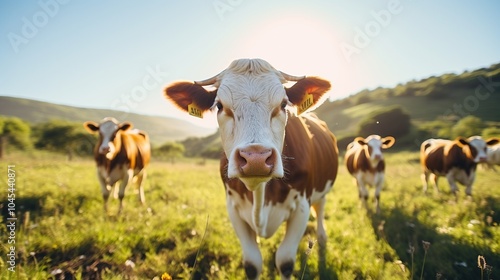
(164, 59, 338, 279)
(83, 117, 151, 214)
(420, 136, 499, 196)
(345, 135, 395, 214)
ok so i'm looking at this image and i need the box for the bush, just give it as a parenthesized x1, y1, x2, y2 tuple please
(451, 115, 483, 138)
(482, 126, 500, 139)
(357, 106, 411, 138)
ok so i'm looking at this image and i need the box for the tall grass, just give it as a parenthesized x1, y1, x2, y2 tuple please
(0, 150, 499, 279)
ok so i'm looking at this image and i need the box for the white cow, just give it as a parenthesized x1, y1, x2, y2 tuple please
(345, 135, 395, 214)
(164, 59, 338, 279)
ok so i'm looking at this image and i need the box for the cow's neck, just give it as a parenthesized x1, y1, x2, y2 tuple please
(251, 182, 268, 237)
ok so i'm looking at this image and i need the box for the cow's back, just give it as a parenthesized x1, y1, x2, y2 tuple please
(283, 113, 338, 198)
(97, 131, 150, 173)
(345, 145, 384, 174)
(345, 145, 364, 174)
(443, 143, 476, 175)
(124, 131, 151, 171)
(422, 143, 446, 174)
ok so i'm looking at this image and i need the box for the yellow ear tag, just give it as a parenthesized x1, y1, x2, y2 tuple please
(188, 103, 203, 118)
(297, 93, 313, 114)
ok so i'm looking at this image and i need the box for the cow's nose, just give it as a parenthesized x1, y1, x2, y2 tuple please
(237, 145, 276, 177)
(478, 156, 487, 163)
(100, 146, 110, 154)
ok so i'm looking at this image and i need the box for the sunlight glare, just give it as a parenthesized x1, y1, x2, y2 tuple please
(228, 13, 354, 101)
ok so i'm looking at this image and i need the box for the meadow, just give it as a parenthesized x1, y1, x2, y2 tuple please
(0, 150, 499, 279)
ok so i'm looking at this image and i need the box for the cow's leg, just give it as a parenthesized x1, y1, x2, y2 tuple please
(276, 198, 310, 279)
(465, 171, 476, 196)
(445, 172, 458, 197)
(113, 181, 119, 199)
(311, 197, 327, 247)
(374, 173, 385, 215)
(421, 171, 429, 193)
(226, 195, 262, 279)
(97, 171, 110, 213)
(117, 170, 133, 214)
(430, 173, 439, 193)
(135, 171, 146, 205)
(355, 174, 369, 209)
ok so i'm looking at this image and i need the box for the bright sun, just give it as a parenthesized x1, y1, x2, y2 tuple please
(226, 13, 354, 102)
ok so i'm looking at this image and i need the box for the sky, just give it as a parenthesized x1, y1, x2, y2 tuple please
(1, 1, 500, 129)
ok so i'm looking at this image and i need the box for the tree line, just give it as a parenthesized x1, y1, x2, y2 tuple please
(0, 116, 185, 161)
(2, 106, 499, 160)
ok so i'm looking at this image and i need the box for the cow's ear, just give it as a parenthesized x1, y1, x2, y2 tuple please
(164, 81, 217, 115)
(382, 136, 396, 149)
(285, 77, 331, 114)
(119, 122, 133, 131)
(486, 138, 500, 146)
(355, 137, 366, 146)
(456, 137, 469, 147)
(83, 121, 99, 133)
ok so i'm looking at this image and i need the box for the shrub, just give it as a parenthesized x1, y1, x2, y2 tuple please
(357, 106, 411, 138)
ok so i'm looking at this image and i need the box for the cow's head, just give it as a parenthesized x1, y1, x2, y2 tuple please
(355, 135, 395, 165)
(456, 136, 500, 163)
(164, 58, 331, 189)
(83, 117, 132, 159)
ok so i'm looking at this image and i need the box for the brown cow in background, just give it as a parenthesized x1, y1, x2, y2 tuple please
(84, 117, 150, 214)
(345, 135, 395, 214)
(420, 136, 499, 196)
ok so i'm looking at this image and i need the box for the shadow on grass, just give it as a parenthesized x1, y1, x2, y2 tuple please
(368, 195, 500, 280)
(1, 193, 89, 225)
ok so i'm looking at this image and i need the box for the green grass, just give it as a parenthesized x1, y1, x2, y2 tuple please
(1, 150, 499, 279)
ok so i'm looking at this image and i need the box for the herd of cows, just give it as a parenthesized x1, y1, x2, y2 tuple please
(82, 59, 499, 279)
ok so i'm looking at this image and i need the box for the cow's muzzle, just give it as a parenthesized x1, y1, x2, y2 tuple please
(235, 145, 278, 177)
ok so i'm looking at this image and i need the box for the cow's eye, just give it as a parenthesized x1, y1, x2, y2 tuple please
(216, 102, 223, 111)
(280, 101, 287, 110)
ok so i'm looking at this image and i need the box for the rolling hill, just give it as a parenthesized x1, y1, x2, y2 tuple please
(0, 96, 216, 145)
(315, 62, 500, 140)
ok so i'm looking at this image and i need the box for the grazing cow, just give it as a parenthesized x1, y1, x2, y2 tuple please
(83, 117, 151, 214)
(420, 136, 499, 196)
(345, 135, 395, 214)
(164, 58, 338, 279)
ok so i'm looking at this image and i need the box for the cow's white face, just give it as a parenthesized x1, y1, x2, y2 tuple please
(465, 137, 489, 163)
(84, 118, 132, 160)
(216, 73, 288, 188)
(357, 135, 395, 166)
(164, 58, 332, 191)
(97, 121, 120, 158)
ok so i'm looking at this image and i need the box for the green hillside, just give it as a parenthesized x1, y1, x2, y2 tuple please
(0, 96, 215, 145)
(316, 62, 500, 141)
